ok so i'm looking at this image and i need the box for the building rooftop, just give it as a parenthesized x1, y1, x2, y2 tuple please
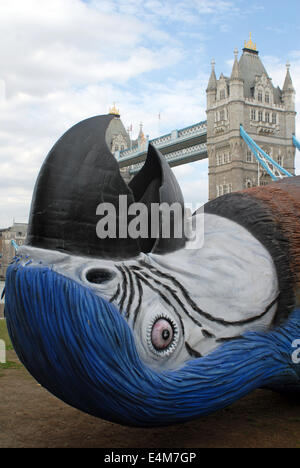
(238, 48, 282, 104)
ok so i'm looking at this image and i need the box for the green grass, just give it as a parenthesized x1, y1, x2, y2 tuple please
(0, 361, 22, 370)
(0, 319, 13, 350)
(0, 360, 22, 377)
(0, 319, 23, 375)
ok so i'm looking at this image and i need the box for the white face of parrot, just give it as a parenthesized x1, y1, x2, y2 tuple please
(16, 212, 279, 371)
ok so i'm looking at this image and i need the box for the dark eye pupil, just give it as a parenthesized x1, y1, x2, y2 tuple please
(162, 329, 170, 340)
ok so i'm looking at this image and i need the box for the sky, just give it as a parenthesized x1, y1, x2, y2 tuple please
(0, 0, 299, 228)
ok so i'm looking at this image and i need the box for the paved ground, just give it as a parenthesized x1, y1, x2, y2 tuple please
(1, 347, 300, 448)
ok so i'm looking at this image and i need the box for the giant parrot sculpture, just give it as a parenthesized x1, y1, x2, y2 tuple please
(4, 114, 300, 427)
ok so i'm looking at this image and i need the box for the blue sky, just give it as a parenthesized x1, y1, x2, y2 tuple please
(0, 0, 299, 227)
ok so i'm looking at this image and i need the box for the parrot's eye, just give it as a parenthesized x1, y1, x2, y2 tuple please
(85, 268, 115, 284)
(151, 318, 174, 350)
(147, 316, 178, 357)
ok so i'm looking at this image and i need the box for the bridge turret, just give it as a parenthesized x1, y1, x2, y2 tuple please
(206, 35, 296, 200)
(206, 59, 217, 108)
(137, 122, 148, 151)
(282, 61, 296, 113)
(229, 48, 245, 129)
(230, 49, 242, 80)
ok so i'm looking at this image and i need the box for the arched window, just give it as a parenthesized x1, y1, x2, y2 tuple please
(224, 153, 230, 163)
(258, 91, 263, 102)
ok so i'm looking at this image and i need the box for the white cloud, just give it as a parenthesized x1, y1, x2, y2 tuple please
(0, 0, 184, 98)
(173, 160, 209, 209)
(0, 0, 188, 227)
(91, 0, 240, 25)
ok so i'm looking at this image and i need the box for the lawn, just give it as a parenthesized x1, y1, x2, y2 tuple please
(0, 319, 13, 350)
(0, 319, 22, 372)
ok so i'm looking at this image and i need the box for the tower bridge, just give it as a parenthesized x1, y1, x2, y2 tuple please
(107, 35, 298, 200)
(117, 120, 208, 173)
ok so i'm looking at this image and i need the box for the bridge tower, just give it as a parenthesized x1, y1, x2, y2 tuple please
(206, 34, 296, 200)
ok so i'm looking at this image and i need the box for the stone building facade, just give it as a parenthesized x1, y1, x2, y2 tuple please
(0, 222, 28, 280)
(107, 104, 149, 184)
(107, 104, 131, 153)
(206, 35, 296, 200)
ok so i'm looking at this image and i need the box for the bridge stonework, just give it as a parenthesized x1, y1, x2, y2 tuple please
(206, 44, 296, 200)
(112, 40, 296, 202)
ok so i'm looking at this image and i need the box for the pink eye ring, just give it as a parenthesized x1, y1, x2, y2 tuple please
(151, 318, 174, 351)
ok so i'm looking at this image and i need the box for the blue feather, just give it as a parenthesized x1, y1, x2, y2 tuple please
(4, 265, 300, 427)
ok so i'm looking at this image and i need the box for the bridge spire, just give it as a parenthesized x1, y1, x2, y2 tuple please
(282, 61, 295, 113)
(207, 59, 217, 91)
(138, 122, 146, 144)
(243, 32, 258, 54)
(283, 61, 295, 93)
(230, 48, 241, 80)
(109, 102, 120, 117)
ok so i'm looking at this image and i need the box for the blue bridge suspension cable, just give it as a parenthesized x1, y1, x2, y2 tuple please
(293, 135, 300, 152)
(11, 240, 19, 252)
(240, 125, 293, 181)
